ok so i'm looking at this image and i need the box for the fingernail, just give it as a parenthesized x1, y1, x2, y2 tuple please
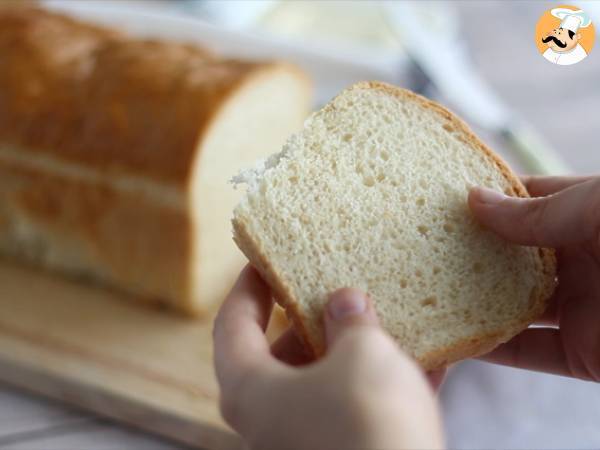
(475, 187, 506, 205)
(328, 289, 367, 320)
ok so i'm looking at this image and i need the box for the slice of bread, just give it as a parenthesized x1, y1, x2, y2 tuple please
(232, 82, 556, 370)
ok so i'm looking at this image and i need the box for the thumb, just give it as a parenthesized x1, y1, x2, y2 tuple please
(324, 288, 379, 348)
(468, 179, 600, 248)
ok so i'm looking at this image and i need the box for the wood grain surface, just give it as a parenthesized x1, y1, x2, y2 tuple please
(0, 258, 245, 449)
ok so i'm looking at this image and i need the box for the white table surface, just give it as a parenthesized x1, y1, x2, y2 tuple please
(2, 1, 599, 449)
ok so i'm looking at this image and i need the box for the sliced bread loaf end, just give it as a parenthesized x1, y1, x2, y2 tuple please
(232, 82, 556, 370)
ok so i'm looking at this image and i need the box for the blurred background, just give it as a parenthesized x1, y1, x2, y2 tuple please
(2, 1, 599, 449)
(45, 0, 600, 175)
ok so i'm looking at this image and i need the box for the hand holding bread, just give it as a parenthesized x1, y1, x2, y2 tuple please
(470, 175, 600, 382)
(232, 82, 556, 370)
(213, 265, 444, 450)
(215, 173, 600, 449)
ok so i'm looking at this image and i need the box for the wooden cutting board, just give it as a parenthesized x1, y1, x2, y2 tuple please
(0, 258, 285, 449)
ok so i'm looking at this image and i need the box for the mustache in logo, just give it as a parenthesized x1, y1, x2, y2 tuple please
(542, 35, 567, 48)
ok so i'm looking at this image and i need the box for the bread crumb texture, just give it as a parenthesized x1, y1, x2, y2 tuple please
(233, 82, 555, 369)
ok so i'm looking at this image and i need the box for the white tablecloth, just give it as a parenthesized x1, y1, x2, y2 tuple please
(442, 361, 600, 449)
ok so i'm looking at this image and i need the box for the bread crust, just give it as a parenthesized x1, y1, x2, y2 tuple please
(233, 81, 557, 369)
(357, 82, 556, 369)
(232, 218, 317, 358)
(0, 6, 291, 188)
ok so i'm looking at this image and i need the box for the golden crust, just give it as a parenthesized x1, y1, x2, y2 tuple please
(418, 250, 556, 370)
(233, 81, 557, 368)
(0, 6, 277, 187)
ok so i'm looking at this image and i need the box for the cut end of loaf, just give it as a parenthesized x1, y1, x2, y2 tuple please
(232, 81, 556, 369)
(189, 64, 311, 314)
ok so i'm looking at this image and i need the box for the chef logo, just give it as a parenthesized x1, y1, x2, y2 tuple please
(535, 5, 595, 65)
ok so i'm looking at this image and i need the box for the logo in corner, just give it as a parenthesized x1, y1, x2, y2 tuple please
(535, 5, 595, 65)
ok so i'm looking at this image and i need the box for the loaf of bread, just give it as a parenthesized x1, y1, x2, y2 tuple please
(232, 82, 556, 369)
(0, 6, 311, 314)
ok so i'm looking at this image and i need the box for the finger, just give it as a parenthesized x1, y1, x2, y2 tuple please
(270, 328, 313, 366)
(478, 328, 572, 377)
(468, 178, 600, 247)
(521, 175, 596, 197)
(324, 288, 379, 348)
(213, 265, 275, 395)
